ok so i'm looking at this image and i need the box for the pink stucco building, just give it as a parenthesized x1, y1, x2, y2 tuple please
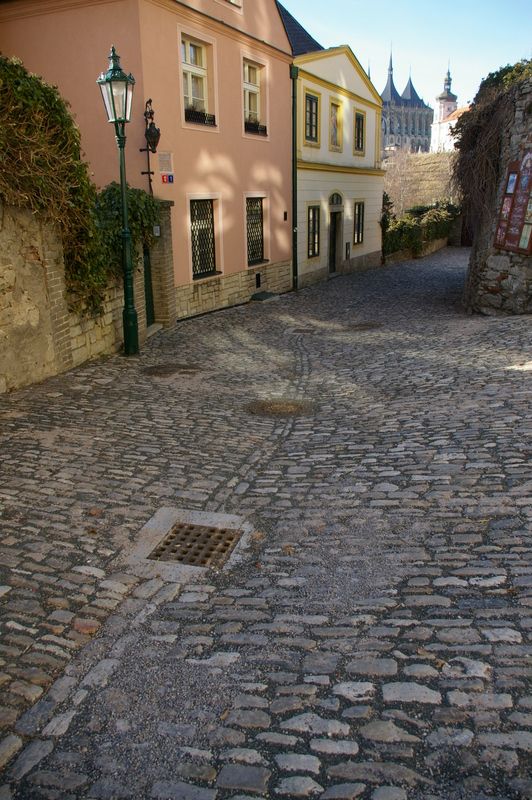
(0, 0, 293, 321)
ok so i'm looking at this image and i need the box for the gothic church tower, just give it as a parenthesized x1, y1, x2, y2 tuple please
(380, 54, 433, 155)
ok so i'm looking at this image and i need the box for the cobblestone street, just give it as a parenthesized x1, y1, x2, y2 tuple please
(1, 247, 531, 799)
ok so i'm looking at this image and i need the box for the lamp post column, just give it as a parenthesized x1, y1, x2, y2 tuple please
(116, 122, 139, 356)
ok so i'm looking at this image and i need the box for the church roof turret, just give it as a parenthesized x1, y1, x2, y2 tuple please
(381, 53, 402, 105)
(437, 68, 457, 102)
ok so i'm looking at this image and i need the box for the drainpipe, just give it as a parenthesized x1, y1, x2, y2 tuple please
(290, 64, 299, 291)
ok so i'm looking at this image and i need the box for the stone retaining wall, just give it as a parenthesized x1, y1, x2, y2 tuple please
(464, 78, 532, 315)
(384, 151, 458, 216)
(385, 237, 448, 265)
(0, 201, 176, 393)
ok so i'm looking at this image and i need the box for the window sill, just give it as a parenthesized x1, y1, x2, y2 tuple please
(193, 270, 222, 281)
(244, 122, 268, 136)
(184, 109, 217, 126)
(248, 259, 269, 268)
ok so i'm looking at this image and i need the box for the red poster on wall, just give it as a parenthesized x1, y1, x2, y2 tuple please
(494, 151, 532, 254)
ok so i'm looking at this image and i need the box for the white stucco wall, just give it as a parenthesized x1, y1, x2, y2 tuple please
(297, 169, 383, 284)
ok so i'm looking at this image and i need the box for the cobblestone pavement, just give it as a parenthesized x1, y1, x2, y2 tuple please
(1, 247, 531, 799)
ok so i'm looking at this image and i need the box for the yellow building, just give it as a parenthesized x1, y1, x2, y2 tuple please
(277, 4, 385, 287)
(295, 46, 384, 286)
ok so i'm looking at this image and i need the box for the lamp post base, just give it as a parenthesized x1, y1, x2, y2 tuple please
(123, 306, 139, 355)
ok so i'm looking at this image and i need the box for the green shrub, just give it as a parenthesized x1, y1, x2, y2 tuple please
(94, 183, 160, 279)
(384, 217, 423, 256)
(0, 55, 160, 315)
(383, 203, 459, 256)
(420, 207, 454, 240)
(405, 204, 433, 219)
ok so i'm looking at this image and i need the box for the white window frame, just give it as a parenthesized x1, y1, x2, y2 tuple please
(243, 60, 261, 124)
(214, 0, 243, 10)
(353, 200, 365, 245)
(181, 36, 208, 113)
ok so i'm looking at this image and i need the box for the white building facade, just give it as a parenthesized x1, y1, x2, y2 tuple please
(430, 69, 468, 153)
(294, 47, 385, 287)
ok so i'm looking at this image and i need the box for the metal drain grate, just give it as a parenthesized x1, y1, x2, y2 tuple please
(246, 399, 314, 417)
(147, 522, 243, 568)
(142, 364, 199, 377)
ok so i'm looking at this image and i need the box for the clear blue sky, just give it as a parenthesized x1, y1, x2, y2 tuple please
(282, 1, 532, 108)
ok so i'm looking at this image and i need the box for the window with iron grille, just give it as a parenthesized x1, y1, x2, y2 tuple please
(305, 93, 319, 143)
(190, 199, 216, 278)
(353, 201, 365, 245)
(308, 206, 320, 258)
(246, 197, 264, 266)
(354, 110, 365, 154)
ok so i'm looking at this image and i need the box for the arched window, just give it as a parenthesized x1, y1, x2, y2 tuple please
(329, 193, 343, 207)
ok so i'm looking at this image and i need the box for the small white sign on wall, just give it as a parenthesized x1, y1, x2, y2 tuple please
(158, 151, 173, 174)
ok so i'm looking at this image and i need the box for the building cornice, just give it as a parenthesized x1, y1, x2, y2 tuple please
(0, 0, 116, 21)
(298, 160, 385, 177)
(147, 0, 292, 60)
(0, 0, 293, 61)
(298, 68, 382, 111)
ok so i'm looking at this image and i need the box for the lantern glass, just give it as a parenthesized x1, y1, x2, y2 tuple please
(99, 81, 114, 122)
(97, 47, 135, 124)
(125, 82, 134, 122)
(111, 78, 127, 121)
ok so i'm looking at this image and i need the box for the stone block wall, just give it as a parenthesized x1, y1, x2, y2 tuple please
(175, 260, 292, 320)
(0, 205, 67, 393)
(67, 285, 123, 368)
(0, 201, 177, 393)
(464, 78, 532, 315)
(384, 237, 448, 266)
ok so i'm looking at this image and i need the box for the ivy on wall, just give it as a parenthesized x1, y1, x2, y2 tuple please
(453, 59, 532, 240)
(0, 55, 160, 314)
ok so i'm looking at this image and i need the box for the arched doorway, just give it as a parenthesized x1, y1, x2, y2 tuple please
(328, 193, 344, 274)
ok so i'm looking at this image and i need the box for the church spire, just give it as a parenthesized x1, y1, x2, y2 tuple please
(444, 66, 452, 94)
(437, 64, 457, 103)
(381, 48, 402, 105)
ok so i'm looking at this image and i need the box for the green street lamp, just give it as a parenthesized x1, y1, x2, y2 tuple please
(97, 46, 139, 355)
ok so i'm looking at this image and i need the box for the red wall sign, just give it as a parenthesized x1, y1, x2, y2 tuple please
(494, 151, 532, 254)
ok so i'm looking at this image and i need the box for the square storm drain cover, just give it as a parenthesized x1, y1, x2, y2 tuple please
(147, 522, 243, 568)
